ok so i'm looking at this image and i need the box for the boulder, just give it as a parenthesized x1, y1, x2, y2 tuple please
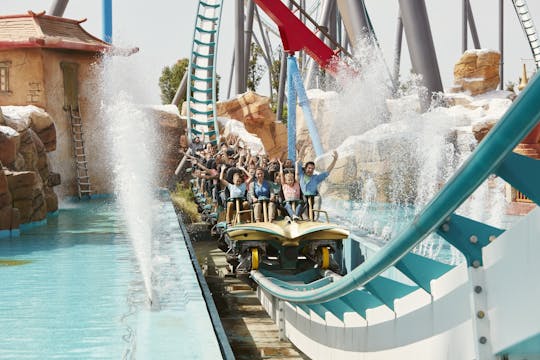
(472, 119, 497, 142)
(36, 124, 56, 152)
(6, 171, 36, 189)
(215, 92, 287, 159)
(453, 50, 501, 95)
(18, 129, 38, 171)
(48, 172, 61, 187)
(0, 206, 12, 230)
(145, 105, 184, 185)
(0, 192, 11, 208)
(0, 170, 8, 194)
(44, 186, 58, 212)
(0, 125, 20, 165)
(1, 105, 57, 152)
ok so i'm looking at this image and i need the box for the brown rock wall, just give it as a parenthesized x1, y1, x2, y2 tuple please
(0, 126, 20, 166)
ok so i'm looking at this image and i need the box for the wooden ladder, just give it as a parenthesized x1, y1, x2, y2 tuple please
(68, 105, 92, 199)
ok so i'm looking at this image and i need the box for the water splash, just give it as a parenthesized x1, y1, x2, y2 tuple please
(95, 53, 159, 304)
(321, 38, 510, 265)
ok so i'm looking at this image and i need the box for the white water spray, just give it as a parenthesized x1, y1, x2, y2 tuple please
(321, 38, 511, 264)
(95, 53, 159, 304)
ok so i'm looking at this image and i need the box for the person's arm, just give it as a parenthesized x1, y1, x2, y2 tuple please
(295, 160, 302, 182)
(233, 135, 241, 148)
(248, 180, 257, 202)
(238, 166, 254, 185)
(219, 165, 230, 187)
(189, 156, 210, 172)
(278, 160, 285, 184)
(327, 150, 338, 172)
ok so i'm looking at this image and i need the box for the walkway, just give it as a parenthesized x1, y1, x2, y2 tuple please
(192, 239, 308, 360)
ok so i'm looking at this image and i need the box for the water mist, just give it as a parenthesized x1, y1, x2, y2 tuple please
(96, 54, 159, 306)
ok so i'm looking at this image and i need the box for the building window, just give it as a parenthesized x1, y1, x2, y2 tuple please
(0, 61, 10, 92)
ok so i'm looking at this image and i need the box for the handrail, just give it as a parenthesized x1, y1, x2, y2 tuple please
(252, 72, 540, 304)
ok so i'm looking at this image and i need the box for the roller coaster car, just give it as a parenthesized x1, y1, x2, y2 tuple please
(222, 218, 349, 274)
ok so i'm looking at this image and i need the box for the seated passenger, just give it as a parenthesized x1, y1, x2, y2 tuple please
(220, 164, 250, 224)
(297, 150, 338, 220)
(249, 168, 276, 222)
(279, 160, 303, 221)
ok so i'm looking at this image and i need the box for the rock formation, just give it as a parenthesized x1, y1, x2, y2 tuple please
(0, 106, 60, 233)
(451, 50, 501, 95)
(214, 92, 287, 160)
(145, 105, 186, 185)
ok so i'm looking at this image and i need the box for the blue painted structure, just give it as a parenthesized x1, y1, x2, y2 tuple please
(102, 0, 112, 43)
(287, 55, 324, 161)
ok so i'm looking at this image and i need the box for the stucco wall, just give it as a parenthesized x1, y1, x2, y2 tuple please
(0, 49, 45, 108)
(40, 49, 112, 197)
(1, 48, 113, 197)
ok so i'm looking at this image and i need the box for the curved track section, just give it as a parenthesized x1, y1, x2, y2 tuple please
(251, 75, 540, 358)
(187, 0, 223, 145)
(511, 0, 540, 69)
(253, 72, 540, 304)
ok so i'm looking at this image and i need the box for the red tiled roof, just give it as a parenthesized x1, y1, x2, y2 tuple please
(0, 11, 111, 53)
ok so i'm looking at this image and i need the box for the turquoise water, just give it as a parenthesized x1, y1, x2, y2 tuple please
(325, 198, 524, 265)
(0, 199, 222, 359)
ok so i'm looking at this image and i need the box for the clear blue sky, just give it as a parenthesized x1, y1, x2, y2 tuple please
(3, 0, 539, 103)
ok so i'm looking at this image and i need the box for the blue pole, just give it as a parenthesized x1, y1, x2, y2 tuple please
(289, 57, 324, 157)
(287, 55, 297, 162)
(103, 0, 113, 43)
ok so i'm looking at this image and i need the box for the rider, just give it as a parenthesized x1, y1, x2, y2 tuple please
(220, 164, 250, 224)
(296, 150, 338, 220)
(248, 167, 276, 222)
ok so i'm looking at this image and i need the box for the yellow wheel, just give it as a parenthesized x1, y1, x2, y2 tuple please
(320, 247, 330, 269)
(251, 248, 259, 270)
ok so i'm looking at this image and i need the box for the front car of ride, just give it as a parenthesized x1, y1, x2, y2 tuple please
(222, 219, 349, 274)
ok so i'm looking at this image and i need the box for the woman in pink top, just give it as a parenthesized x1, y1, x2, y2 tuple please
(279, 160, 303, 220)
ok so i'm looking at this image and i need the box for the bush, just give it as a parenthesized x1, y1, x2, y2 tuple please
(170, 183, 201, 224)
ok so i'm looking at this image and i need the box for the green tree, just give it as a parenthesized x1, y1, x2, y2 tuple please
(247, 43, 265, 91)
(159, 58, 189, 104)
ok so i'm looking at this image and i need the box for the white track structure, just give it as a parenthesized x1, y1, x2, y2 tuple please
(257, 207, 540, 360)
(512, 0, 540, 69)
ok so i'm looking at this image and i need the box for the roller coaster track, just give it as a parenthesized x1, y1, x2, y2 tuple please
(512, 0, 540, 69)
(186, 0, 223, 145)
(251, 73, 540, 357)
(252, 68, 540, 304)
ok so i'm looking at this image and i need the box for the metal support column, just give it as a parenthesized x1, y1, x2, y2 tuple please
(235, 0, 246, 94)
(172, 72, 188, 106)
(462, 0, 468, 53)
(467, 0, 481, 49)
(398, 0, 443, 102)
(336, 0, 370, 49)
(393, 12, 404, 91)
(276, 49, 287, 121)
(244, 0, 255, 88)
(304, 0, 335, 89)
(48, 0, 69, 16)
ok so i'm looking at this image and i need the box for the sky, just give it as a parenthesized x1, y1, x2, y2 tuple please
(2, 0, 539, 103)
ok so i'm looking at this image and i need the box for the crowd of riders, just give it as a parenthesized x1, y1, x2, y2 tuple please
(182, 133, 338, 225)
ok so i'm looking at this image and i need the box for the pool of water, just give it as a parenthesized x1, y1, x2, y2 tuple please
(0, 198, 222, 359)
(325, 198, 525, 266)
